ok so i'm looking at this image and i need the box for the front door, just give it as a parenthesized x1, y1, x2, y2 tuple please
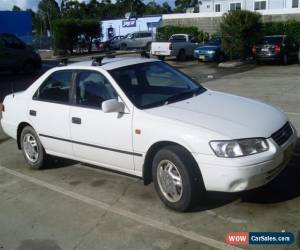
(28, 70, 74, 156)
(69, 70, 134, 172)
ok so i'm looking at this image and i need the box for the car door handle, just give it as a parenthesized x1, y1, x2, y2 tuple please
(29, 110, 36, 116)
(72, 117, 81, 124)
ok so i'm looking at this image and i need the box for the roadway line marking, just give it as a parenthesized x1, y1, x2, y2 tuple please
(0, 165, 242, 250)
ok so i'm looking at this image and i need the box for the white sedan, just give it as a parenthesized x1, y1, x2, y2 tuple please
(0, 57, 297, 211)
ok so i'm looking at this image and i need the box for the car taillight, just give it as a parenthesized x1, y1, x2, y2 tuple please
(0, 103, 4, 112)
(169, 43, 173, 50)
(275, 44, 281, 54)
(252, 45, 256, 54)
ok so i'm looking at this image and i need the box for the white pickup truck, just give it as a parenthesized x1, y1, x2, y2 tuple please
(150, 34, 199, 61)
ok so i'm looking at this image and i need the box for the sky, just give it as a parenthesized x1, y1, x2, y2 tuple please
(0, 0, 175, 11)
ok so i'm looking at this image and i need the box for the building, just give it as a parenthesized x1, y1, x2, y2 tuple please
(101, 15, 162, 41)
(0, 11, 32, 44)
(199, 0, 299, 13)
(162, 0, 300, 34)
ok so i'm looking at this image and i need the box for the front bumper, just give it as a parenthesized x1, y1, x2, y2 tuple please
(193, 128, 298, 192)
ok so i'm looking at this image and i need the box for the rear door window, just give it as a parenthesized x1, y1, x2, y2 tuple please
(35, 70, 73, 104)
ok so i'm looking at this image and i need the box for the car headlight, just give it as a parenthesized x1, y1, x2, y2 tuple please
(209, 138, 269, 158)
(207, 50, 215, 54)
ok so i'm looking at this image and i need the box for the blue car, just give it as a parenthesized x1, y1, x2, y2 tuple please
(194, 37, 224, 62)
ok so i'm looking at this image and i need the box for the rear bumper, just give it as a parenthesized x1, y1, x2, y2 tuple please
(255, 55, 281, 62)
(194, 52, 215, 61)
(193, 129, 298, 192)
(151, 50, 172, 57)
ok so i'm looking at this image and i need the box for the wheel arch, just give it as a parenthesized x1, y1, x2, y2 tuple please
(17, 122, 32, 149)
(142, 140, 199, 186)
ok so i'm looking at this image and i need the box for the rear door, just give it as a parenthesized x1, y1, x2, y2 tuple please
(28, 70, 74, 156)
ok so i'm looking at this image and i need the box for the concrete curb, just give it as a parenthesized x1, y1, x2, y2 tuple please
(218, 61, 245, 68)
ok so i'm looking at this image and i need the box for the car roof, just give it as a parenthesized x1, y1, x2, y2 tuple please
(65, 57, 159, 71)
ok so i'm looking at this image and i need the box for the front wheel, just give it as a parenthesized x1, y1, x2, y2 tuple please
(152, 145, 205, 212)
(20, 126, 48, 169)
(157, 55, 165, 61)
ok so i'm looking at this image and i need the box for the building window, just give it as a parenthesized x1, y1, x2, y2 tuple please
(254, 0, 267, 10)
(292, 0, 299, 8)
(215, 3, 221, 12)
(230, 2, 241, 11)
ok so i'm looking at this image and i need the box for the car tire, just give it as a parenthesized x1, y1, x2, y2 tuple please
(157, 55, 165, 61)
(20, 126, 48, 170)
(283, 54, 288, 65)
(120, 43, 127, 51)
(23, 61, 37, 74)
(177, 49, 186, 62)
(152, 145, 205, 212)
(145, 42, 151, 51)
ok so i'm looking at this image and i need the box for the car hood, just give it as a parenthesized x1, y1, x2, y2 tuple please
(145, 90, 287, 139)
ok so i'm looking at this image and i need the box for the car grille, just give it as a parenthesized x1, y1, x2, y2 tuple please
(271, 122, 293, 146)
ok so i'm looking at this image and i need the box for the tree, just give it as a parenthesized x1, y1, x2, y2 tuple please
(144, 1, 173, 15)
(37, 0, 61, 36)
(115, 0, 146, 15)
(220, 10, 262, 59)
(174, 0, 197, 12)
(162, 2, 172, 14)
(12, 5, 21, 11)
(53, 18, 101, 54)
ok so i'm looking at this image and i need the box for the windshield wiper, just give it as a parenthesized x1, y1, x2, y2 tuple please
(164, 88, 203, 105)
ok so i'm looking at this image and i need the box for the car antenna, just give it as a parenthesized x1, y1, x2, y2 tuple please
(11, 82, 15, 98)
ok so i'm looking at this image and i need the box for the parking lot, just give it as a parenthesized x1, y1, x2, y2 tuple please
(0, 58, 299, 250)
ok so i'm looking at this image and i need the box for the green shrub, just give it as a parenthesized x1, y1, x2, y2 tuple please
(53, 18, 100, 54)
(220, 10, 262, 59)
(262, 20, 300, 45)
(157, 25, 208, 42)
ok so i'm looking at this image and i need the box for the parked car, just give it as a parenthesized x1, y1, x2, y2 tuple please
(193, 37, 225, 62)
(1, 56, 297, 212)
(0, 33, 41, 74)
(151, 34, 199, 61)
(103, 36, 125, 50)
(117, 31, 154, 50)
(252, 35, 299, 65)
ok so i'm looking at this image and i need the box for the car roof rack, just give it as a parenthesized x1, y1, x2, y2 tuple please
(56, 49, 150, 67)
(58, 57, 69, 66)
(91, 56, 104, 66)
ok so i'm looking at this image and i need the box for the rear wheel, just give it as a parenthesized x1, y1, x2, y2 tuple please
(120, 43, 127, 51)
(157, 55, 165, 61)
(152, 145, 205, 212)
(20, 126, 48, 169)
(282, 54, 288, 65)
(177, 49, 186, 62)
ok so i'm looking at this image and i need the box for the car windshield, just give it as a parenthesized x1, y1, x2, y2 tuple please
(109, 61, 206, 109)
(206, 38, 221, 46)
(260, 36, 284, 44)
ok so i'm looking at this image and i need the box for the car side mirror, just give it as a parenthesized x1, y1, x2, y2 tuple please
(102, 99, 124, 113)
